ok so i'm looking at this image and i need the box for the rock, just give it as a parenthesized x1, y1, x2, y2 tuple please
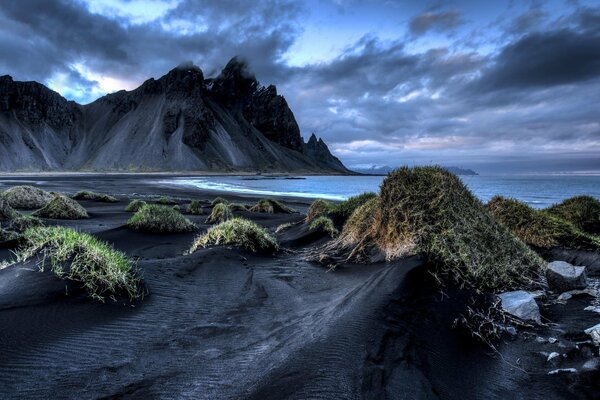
(581, 358, 600, 373)
(547, 352, 561, 366)
(548, 337, 558, 344)
(548, 368, 576, 375)
(498, 290, 541, 323)
(536, 336, 547, 343)
(584, 323, 600, 346)
(546, 261, 587, 292)
(584, 305, 600, 314)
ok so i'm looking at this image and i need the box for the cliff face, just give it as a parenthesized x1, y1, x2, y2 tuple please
(0, 58, 348, 173)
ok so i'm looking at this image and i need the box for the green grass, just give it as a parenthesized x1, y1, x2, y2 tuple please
(1, 185, 53, 209)
(322, 167, 544, 292)
(33, 195, 89, 219)
(249, 199, 295, 214)
(125, 199, 147, 212)
(72, 191, 118, 203)
(211, 197, 229, 206)
(545, 195, 600, 235)
(156, 196, 177, 205)
(187, 200, 205, 215)
(190, 218, 279, 253)
(328, 192, 377, 224)
(487, 196, 600, 250)
(205, 203, 233, 223)
(309, 216, 338, 237)
(306, 199, 333, 222)
(14, 226, 143, 301)
(128, 204, 196, 233)
(0, 198, 18, 220)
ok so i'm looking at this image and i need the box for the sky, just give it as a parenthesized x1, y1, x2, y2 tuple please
(1, 0, 599, 174)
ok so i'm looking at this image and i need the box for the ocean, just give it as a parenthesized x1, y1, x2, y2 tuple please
(160, 174, 600, 209)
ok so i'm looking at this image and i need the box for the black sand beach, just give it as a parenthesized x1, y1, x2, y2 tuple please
(0, 175, 598, 399)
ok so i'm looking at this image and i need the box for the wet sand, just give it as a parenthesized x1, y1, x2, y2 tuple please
(0, 176, 598, 399)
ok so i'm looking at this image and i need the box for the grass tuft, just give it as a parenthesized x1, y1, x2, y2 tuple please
(14, 226, 143, 301)
(205, 203, 233, 224)
(545, 195, 600, 235)
(306, 199, 333, 222)
(125, 199, 147, 212)
(5, 215, 44, 233)
(156, 196, 177, 205)
(249, 199, 295, 214)
(33, 195, 89, 219)
(211, 197, 229, 206)
(187, 200, 205, 215)
(0, 198, 18, 221)
(128, 204, 196, 233)
(72, 191, 118, 203)
(309, 216, 338, 237)
(1, 185, 53, 209)
(487, 196, 600, 250)
(190, 218, 279, 253)
(229, 203, 248, 212)
(328, 192, 377, 224)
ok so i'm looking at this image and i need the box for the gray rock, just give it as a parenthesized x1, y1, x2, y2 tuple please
(498, 290, 541, 323)
(548, 368, 576, 375)
(581, 358, 600, 373)
(584, 305, 600, 314)
(548, 337, 558, 344)
(546, 261, 587, 293)
(547, 352, 561, 366)
(584, 323, 600, 346)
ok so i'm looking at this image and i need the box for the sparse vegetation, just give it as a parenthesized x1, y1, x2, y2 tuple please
(187, 200, 205, 215)
(309, 216, 338, 237)
(328, 192, 377, 224)
(125, 199, 147, 212)
(156, 196, 177, 205)
(128, 204, 196, 233)
(487, 196, 600, 250)
(275, 222, 294, 233)
(72, 191, 118, 203)
(320, 167, 544, 292)
(545, 195, 600, 235)
(14, 226, 142, 301)
(190, 218, 279, 253)
(249, 198, 295, 214)
(306, 199, 333, 222)
(33, 195, 89, 219)
(211, 197, 229, 206)
(205, 203, 233, 224)
(1, 185, 53, 209)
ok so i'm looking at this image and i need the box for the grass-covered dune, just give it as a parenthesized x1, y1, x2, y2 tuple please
(73, 191, 118, 203)
(191, 218, 279, 253)
(13, 226, 142, 301)
(545, 195, 600, 235)
(125, 199, 147, 212)
(33, 195, 89, 219)
(487, 196, 600, 250)
(128, 204, 196, 233)
(187, 200, 205, 215)
(0, 198, 18, 220)
(250, 199, 295, 214)
(206, 203, 233, 223)
(320, 166, 544, 292)
(1, 185, 53, 209)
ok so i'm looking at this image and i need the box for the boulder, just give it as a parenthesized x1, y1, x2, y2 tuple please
(498, 290, 541, 323)
(546, 261, 587, 292)
(584, 323, 600, 346)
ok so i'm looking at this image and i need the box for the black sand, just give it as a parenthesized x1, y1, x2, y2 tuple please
(0, 175, 598, 399)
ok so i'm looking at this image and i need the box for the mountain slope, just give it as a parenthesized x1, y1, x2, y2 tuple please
(0, 58, 348, 173)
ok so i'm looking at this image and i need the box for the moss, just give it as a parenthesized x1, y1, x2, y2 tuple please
(72, 191, 118, 203)
(190, 218, 279, 253)
(4, 215, 44, 233)
(125, 199, 147, 213)
(306, 199, 333, 222)
(33, 195, 89, 219)
(14, 226, 142, 301)
(321, 167, 544, 292)
(487, 196, 600, 250)
(328, 192, 377, 223)
(0, 198, 18, 221)
(249, 199, 295, 214)
(546, 195, 600, 235)
(309, 216, 338, 237)
(1, 185, 53, 209)
(156, 196, 177, 205)
(128, 204, 196, 233)
(205, 203, 233, 224)
(211, 197, 229, 206)
(187, 200, 205, 215)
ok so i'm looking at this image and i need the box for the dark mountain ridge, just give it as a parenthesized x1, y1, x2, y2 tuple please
(0, 57, 348, 173)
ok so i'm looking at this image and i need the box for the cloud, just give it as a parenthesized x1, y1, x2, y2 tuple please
(409, 10, 463, 36)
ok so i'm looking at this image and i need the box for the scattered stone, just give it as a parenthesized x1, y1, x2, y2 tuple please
(529, 290, 547, 300)
(536, 336, 547, 343)
(548, 337, 558, 344)
(546, 261, 587, 292)
(584, 305, 600, 314)
(584, 323, 600, 346)
(581, 358, 600, 373)
(548, 368, 576, 375)
(557, 288, 598, 301)
(504, 326, 518, 336)
(547, 352, 561, 366)
(498, 290, 541, 323)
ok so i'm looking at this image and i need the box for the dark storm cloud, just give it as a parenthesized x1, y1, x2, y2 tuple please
(409, 10, 463, 36)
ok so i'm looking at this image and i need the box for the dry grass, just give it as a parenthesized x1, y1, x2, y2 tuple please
(190, 218, 279, 253)
(249, 199, 295, 214)
(1, 185, 53, 209)
(33, 195, 89, 219)
(72, 191, 118, 203)
(128, 204, 196, 233)
(205, 203, 233, 224)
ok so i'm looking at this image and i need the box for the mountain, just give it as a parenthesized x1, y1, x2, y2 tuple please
(0, 58, 348, 173)
(352, 165, 478, 175)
